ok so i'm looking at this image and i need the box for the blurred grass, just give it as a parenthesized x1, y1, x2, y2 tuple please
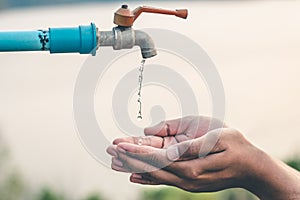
(36, 188, 65, 200)
(82, 192, 107, 200)
(139, 187, 259, 200)
(285, 156, 300, 171)
(140, 187, 217, 200)
(0, 137, 24, 200)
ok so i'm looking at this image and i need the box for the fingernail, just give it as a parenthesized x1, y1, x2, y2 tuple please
(166, 145, 180, 161)
(117, 146, 126, 154)
(132, 173, 142, 179)
(113, 158, 123, 167)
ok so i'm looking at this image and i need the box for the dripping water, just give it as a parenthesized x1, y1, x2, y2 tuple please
(137, 59, 146, 120)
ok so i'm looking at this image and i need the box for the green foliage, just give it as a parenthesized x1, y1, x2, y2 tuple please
(0, 137, 24, 200)
(82, 192, 106, 200)
(140, 187, 217, 200)
(34, 188, 107, 200)
(285, 156, 300, 171)
(217, 189, 258, 200)
(0, 170, 24, 200)
(36, 187, 65, 200)
(140, 187, 260, 200)
(0, 138, 9, 170)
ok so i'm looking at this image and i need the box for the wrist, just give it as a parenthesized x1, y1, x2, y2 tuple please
(243, 148, 300, 200)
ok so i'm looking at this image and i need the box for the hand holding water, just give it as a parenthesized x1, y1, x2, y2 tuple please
(107, 116, 300, 200)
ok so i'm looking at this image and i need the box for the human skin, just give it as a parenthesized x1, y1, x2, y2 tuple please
(106, 116, 300, 200)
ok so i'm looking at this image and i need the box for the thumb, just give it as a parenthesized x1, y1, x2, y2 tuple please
(144, 117, 191, 137)
(166, 128, 224, 161)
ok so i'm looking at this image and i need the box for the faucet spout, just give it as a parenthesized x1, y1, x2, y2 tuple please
(134, 30, 157, 59)
(98, 27, 157, 59)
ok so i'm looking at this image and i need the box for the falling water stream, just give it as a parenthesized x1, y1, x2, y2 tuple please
(137, 59, 146, 120)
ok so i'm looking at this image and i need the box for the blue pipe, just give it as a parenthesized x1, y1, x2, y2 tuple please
(0, 23, 97, 55)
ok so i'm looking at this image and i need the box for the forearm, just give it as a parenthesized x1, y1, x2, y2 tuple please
(245, 149, 300, 200)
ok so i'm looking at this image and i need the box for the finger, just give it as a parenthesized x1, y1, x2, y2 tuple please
(112, 157, 124, 167)
(111, 157, 130, 173)
(118, 152, 184, 187)
(144, 116, 226, 138)
(164, 152, 227, 179)
(176, 116, 225, 139)
(130, 173, 159, 185)
(138, 169, 184, 188)
(166, 128, 225, 161)
(113, 136, 164, 148)
(125, 153, 228, 187)
(111, 164, 130, 173)
(130, 177, 158, 185)
(117, 150, 187, 188)
(117, 142, 171, 169)
(144, 116, 193, 137)
(106, 145, 118, 157)
(117, 151, 159, 173)
(116, 129, 224, 169)
(117, 142, 157, 154)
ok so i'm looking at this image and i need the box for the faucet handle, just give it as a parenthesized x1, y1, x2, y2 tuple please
(114, 5, 188, 27)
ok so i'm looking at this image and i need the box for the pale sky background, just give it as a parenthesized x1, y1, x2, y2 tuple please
(0, 1, 300, 199)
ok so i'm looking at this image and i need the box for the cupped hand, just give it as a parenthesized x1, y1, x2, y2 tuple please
(107, 116, 225, 156)
(110, 128, 293, 200)
(107, 116, 300, 200)
(110, 128, 262, 192)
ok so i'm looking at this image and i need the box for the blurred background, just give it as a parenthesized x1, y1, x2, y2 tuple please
(0, 0, 300, 200)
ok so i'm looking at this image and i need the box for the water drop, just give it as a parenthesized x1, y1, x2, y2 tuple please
(137, 116, 142, 121)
